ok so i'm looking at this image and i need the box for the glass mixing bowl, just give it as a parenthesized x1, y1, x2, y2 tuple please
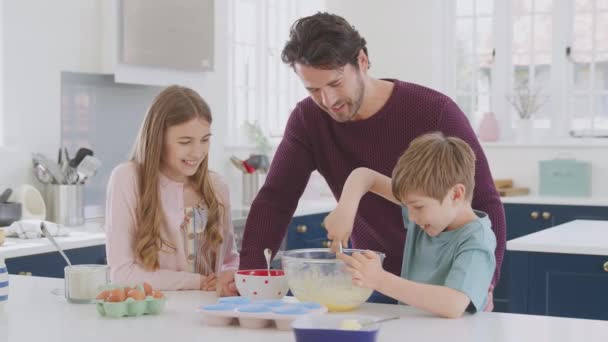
(281, 248, 385, 312)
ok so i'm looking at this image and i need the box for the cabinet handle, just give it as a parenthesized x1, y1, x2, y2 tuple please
(296, 225, 308, 234)
(530, 211, 539, 220)
(604, 261, 608, 272)
(542, 212, 551, 220)
(322, 240, 331, 248)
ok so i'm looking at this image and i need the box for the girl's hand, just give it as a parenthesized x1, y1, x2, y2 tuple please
(324, 204, 356, 252)
(216, 270, 238, 297)
(338, 250, 387, 290)
(200, 273, 217, 291)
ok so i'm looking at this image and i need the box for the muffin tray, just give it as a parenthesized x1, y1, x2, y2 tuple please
(197, 297, 327, 330)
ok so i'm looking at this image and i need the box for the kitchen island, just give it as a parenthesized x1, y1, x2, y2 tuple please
(506, 220, 608, 319)
(0, 275, 606, 341)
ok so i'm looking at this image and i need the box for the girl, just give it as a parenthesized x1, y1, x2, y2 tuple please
(105, 85, 239, 294)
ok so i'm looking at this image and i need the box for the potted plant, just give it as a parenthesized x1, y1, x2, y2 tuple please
(506, 79, 547, 142)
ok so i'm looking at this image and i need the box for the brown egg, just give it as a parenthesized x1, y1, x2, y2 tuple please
(95, 290, 110, 301)
(123, 286, 133, 297)
(152, 290, 164, 299)
(143, 282, 153, 296)
(108, 288, 126, 302)
(126, 289, 146, 301)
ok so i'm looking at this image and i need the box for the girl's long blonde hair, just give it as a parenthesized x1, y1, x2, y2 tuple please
(130, 85, 224, 271)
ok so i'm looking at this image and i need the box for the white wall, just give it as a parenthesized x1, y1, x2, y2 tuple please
(483, 143, 608, 196)
(0, 0, 240, 207)
(0, 0, 104, 191)
(326, 0, 439, 88)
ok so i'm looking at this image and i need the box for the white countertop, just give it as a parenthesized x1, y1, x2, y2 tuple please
(500, 195, 608, 207)
(507, 220, 608, 256)
(0, 219, 106, 259)
(1, 275, 607, 342)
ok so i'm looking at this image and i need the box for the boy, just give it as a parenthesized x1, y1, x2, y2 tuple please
(325, 132, 496, 318)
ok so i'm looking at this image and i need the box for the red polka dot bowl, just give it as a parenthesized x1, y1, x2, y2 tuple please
(235, 269, 290, 300)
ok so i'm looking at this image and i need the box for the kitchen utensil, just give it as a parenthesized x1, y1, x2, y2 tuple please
(33, 162, 53, 184)
(230, 156, 247, 172)
(281, 248, 385, 312)
(0, 189, 12, 203)
(75, 156, 101, 184)
(264, 248, 272, 276)
(198, 297, 326, 331)
(360, 316, 400, 328)
(242, 161, 256, 173)
(9, 184, 46, 220)
(40, 221, 72, 266)
(65, 167, 79, 185)
(69, 148, 94, 168)
(60, 147, 70, 177)
(245, 155, 270, 172)
(0, 202, 22, 227)
(32, 153, 65, 184)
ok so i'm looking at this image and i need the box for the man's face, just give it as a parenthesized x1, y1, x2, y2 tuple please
(294, 62, 366, 122)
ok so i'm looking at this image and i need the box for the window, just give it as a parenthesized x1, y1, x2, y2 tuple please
(569, 0, 608, 131)
(453, 0, 495, 127)
(446, 0, 608, 138)
(228, 0, 325, 144)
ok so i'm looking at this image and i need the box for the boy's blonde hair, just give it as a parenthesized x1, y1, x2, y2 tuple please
(391, 132, 476, 203)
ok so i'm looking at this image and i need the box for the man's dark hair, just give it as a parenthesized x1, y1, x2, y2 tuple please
(281, 12, 369, 70)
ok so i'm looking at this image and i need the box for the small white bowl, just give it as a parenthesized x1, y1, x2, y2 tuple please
(235, 269, 289, 300)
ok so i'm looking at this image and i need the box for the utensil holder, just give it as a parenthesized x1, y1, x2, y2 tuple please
(46, 184, 84, 226)
(242, 172, 262, 207)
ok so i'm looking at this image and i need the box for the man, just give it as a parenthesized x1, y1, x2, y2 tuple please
(239, 12, 505, 308)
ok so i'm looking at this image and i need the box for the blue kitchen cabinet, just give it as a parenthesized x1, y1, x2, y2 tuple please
(511, 251, 608, 320)
(494, 203, 608, 313)
(5, 245, 106, 278)
(286, 213, 331, 250)
(493, 203, 555, 312)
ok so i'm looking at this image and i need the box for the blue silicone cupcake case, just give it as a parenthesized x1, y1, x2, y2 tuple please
(197, 297, 327, 331)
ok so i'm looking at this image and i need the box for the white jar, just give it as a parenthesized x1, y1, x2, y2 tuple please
(0, 259, 8, 314)
(64, 265, 109, 303)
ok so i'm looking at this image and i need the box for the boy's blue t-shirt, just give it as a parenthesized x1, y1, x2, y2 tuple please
(400, 208, 496, 312)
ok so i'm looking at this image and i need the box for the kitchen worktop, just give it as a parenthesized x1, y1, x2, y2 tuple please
(507, 219, 608, 256)
(1, 275, 607, 341)
(500, 195, 608, 207)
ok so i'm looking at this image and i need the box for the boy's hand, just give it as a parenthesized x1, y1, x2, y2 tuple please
(324, 205, 355, 252)
(338, 250, 387, 290)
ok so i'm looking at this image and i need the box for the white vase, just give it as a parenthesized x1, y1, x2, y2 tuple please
(515, 119, 533, 143)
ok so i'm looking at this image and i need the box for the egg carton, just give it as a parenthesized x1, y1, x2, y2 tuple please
(197, 297, 327, 331)
(95, 284, 166, 318)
